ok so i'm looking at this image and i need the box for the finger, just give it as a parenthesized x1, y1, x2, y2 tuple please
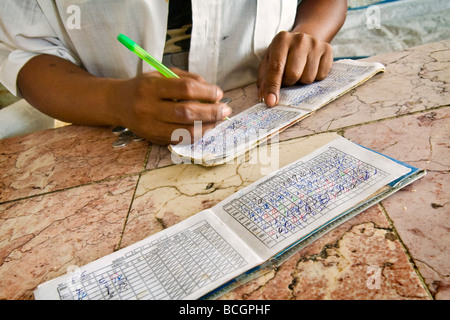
(299, 51, 321, 84)
(158, 77, 223, 103)
(143, 68, 207, 83)
(135, 118, 219, 145)
(316, 44, 333, 80)
(156, 100, 231, 124)
(171, 68, 207, 83)
(281, 33, 311, 86)
(300, 42, 333, 84)
(263, 32, 290, 107)
(168, 121, 218, 145)
(257, 55, 268, 102)
(282, 45, 307, 87)
(300, 41, 333, 84)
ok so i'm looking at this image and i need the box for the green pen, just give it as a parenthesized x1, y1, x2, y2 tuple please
(117, 33, 231, 121)
(117, 33, 179, 78)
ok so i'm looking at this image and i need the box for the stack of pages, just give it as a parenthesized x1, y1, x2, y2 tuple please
(34, 136, 425, 300)
(169, 59, 385, 166)
(34, 59, 425, 300)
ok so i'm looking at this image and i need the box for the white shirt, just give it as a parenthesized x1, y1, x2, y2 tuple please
(0, 0, 297, 96)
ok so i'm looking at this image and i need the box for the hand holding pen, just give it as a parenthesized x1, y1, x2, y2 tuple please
(116, 34, 231, 145)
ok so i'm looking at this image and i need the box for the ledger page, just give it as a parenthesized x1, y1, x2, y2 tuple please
(169, 60, 385, 165)
(213, 137, 410, 260)
(34, 210, 261, 300)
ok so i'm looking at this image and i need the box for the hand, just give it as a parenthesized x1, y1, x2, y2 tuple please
(257, 31, 333, 107)
(115, 69, 231, 145)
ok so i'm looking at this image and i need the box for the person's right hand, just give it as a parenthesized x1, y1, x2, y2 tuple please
(17, 55, 229, 145)
(114, 68, 231, 145)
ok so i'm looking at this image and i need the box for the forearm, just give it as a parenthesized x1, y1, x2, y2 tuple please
(17, 54, 123, 126)
(293, 0, 347, 42)
(16, 54, 228, 145)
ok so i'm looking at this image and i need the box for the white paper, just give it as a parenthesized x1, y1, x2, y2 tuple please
(213, 137, 410, 259)
(34, 210, 261, 300)
(169, 59, 385, 165)
(35, 137, 412, 300)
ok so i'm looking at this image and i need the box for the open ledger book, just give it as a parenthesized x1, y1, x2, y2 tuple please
(34, 136, 425, 300)
(169, 59, 385, 166)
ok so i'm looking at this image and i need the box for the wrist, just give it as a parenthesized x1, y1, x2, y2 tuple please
(104, 78, 132, 127)
(291, 26, 328, 43)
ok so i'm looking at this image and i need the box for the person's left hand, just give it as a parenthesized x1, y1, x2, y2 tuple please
(257, 31, 333, 107)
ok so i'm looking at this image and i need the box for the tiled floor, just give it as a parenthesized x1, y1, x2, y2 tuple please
(0, 40, 448, 300)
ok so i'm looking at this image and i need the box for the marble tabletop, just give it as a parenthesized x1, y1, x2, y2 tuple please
(0, 40, 448, 300)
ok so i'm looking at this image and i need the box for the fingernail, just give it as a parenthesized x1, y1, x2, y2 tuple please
(266, 93, 277, 107)
(222, 105, 232, 118)
(216, 88, 224, 101)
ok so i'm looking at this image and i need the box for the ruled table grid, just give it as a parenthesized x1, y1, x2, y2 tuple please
(223, 147, 388, 248)
(56, 220, 248, 300)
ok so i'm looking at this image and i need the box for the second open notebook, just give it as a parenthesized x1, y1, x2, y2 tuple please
(169, 59, 385, 166)
(34, 136, 425, 300)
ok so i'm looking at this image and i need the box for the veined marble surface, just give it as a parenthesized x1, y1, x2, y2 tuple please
(0, 40, 448, 300)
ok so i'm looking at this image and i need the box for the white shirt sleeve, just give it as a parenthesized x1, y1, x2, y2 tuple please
(0, 1, 80, 96)
(0, 0, 298, 97)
